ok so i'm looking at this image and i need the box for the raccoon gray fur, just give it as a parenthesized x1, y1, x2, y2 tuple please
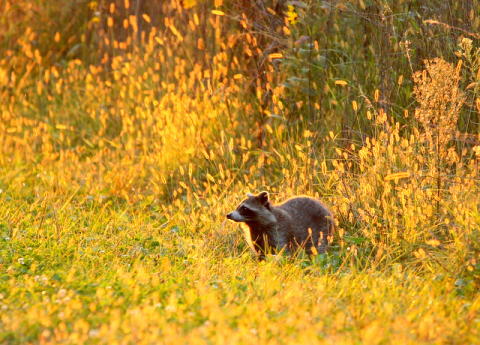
(226, 192, 334, 257)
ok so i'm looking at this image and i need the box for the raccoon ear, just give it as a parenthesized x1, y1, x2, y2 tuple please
(247, 192, 253, 197)
(258, 191, 269, 206)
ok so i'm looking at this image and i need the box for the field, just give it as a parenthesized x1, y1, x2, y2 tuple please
(1, 0, 480, 343)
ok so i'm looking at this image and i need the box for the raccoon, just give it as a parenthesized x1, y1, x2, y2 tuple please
(226, 192, 334, 257)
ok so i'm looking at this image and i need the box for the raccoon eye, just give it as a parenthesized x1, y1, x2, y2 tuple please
(239, 205, 250, 214)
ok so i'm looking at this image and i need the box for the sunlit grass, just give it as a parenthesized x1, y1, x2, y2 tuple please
(1, 196, 479, 343)
(1, 0, 480, 343)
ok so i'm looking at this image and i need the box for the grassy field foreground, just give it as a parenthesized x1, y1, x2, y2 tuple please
(1, 200, 479, 344)
(1, 0, 480, 343)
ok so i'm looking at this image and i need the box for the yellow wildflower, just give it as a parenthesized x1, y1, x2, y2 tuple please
(287, 5, 298, 25)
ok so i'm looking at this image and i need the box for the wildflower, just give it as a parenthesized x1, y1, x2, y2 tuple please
(459, 37, 473, 53)
(287, 5, 298, 25)
(88, 1, 98, 10)
(165, 305, 177, 312)
(88, 329, 99, 338)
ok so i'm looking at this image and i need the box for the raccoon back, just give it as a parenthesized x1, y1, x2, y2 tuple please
(276, 196, 334, 250)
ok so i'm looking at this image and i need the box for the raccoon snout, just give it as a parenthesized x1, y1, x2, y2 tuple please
(226, 211, 242, 222)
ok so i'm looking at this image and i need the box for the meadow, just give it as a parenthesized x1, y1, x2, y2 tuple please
(1, 0, 480, 343)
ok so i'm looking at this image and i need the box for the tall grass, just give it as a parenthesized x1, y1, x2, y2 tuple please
(0, 0, 479, 343)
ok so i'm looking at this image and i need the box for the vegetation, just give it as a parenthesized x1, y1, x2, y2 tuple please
(1, 0, 479, 343)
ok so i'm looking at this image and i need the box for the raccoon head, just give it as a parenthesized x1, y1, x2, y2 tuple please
(226, 191, 274, 224)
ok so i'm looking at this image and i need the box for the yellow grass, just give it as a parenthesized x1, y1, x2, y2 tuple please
(0, 0, 479, 343)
